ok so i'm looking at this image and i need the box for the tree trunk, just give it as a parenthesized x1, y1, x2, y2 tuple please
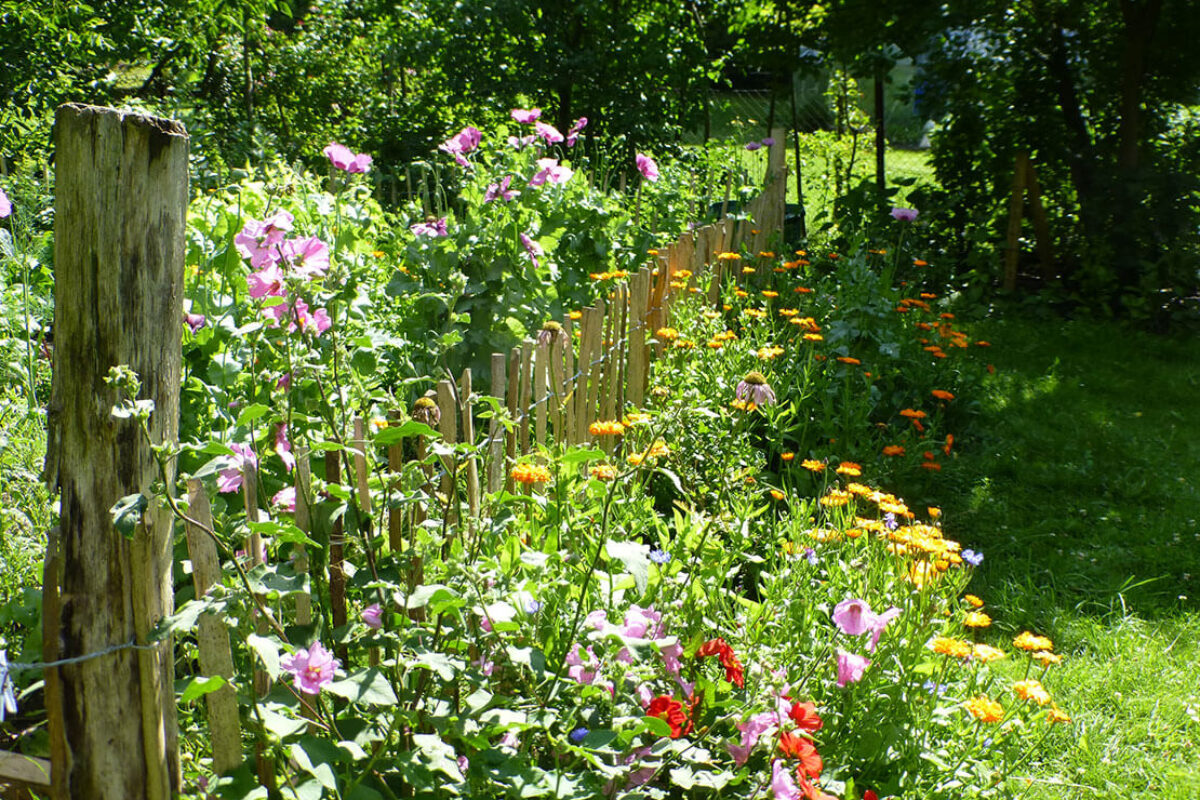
(874, 58, 886, 196)
(44, 103, 187, 800)
(1116, 0, 1163, 171)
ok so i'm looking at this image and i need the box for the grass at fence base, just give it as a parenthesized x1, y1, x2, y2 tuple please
(938, 310, 1200, 799)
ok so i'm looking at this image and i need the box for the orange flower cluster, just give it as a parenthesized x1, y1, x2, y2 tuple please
(588, 420, 626, 436)
(510, 463, 552, 485)
(695, 637, 745, 687)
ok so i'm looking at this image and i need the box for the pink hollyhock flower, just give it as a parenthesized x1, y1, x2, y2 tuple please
(836, 650, 870, 687)
(411, 218, 448, 237)
(728, 711, 778, 766)
(832, 598, 874, 636)
(585, 609, 609, 631)
(635, 154, 659, 183)
(236, 214, 292, 269)
(771, 759, 802, 800)
(247, 264, 286, 299)
(281, 235, 329, 278)
(660, 640, 683, 677)
(272, 486, 296, 512)
(867, 606, 901, 652)
(621, 606, 663, 640)
(275, 424, 295, 472)
(324, 142, 372, 173)
(890, 207, 918, 222)
(565, 644, 599, 684)
(520, 233, 543, 268)
(280, 641, 339, 695)
(528, 158, 573, 187)
(184, 312, 207, 333)
(361, 603, 383, 629)
(217, 442, 257, 493)
(484, 175, 519, 203)
(294, 302, 332, 335)
(0, 187, 10, 218)
(510, 108, 541, 124)
(276, 372, 292, 391)
(566, 117, 588, 147)
(761, 137, 776, 147)
(535, 121, 564, 144)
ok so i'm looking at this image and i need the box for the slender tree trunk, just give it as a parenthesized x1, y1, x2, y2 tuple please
(45, 103, 187, 800)
(874, 58, 886, 196)
(1116, 0, 1163, 171)
(790, 71, 807, 239)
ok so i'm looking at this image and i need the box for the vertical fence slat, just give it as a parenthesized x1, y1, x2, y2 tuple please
(627, 269, 649, 408)
(459, 368, 480, 519)
(436, 379, 459, 528)
(517, 341, 534, 456)
(488, 353, 506, 493)
(326, 454, 348, 663)
(534, 342, 548, 448)
(387, 410, 404, 552)
(562, 318, 577, 444)
(293, 447, 313, 627)
(184, 480, 242, 775)
(505, 347, 520, 489)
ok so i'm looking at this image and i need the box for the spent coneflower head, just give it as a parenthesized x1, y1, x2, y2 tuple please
(736, 371, 776, 407)
(537, 320, 567, 347)
(412, 396, 441, 426)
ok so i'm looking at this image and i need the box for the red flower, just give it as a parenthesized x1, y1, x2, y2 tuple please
(787, 700, 824, 733)
(781, 734, 823, 779)
(646, 695, 691, 739)
(798, 775, 839, 800)
(695, 638, 746, 688)
(864, 792, 879, 800)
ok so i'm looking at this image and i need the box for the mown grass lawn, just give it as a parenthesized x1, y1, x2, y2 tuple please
(939, 307, 1200, 798)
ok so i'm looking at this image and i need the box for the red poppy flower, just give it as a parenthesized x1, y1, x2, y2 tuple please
(787, 700, 823, 733)
(646, 695, 691, 739)
(696, 638, 746, 688)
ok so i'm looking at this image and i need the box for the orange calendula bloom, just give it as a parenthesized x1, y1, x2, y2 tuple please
(931, 637, 973, 658)
(965, 696, 1004, 723)
(757, 345, 785, 360)
(920, 461, 942, 471)
(1032, 650, 1063, 667)
(1013, 632, 1054, 652)
(780, 451, 796, 462)
(795, 286, 813, 294)
(770, 489, 785, 501)
(928, 506, 942, 519)
(913, 259, 928, 266)
(717, 251, 741, 261)
(742, 267, 757, 275)
(801, 459, 825, 472)
(975, 340, 992, 347)
(803, 333, 824, 342)
(837, 356, 862, 365)
(590, 464, 617, 481)
(836, 462, 862, 477)
(762, 290, 778, 299)
(1012, 679, 1052, 706)
(964, 594, 983, 607)
(589, 420, 626, 436)
(973, 644, 1005, 663)
(819, 489, 851, 508)
(900, 408, 926, 420)
(1047, 705, 1072, 725)
(655, 327, 678, 341)
(882, 445, 906, 457)
(963, 611, 992, 628)
(511, 463, 552, 484)
(931, 389, 956, 401)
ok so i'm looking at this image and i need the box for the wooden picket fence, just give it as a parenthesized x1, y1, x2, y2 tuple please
(172, 132, 788, 791)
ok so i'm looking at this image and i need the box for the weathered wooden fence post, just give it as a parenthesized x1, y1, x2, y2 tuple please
(43, 104, 187, 800)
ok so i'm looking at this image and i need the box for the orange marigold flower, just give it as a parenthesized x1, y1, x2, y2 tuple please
(882, 445, 906, 457)
(837, 356, 861, 365)
(965, 696, 1004, 723)
(913, 258, 928, 266)
(1047, 705, 1072, 725)
(511, 463, 552, 484)
(801, 459, 825, 472)
(589, 420, 626, 436)
(1032, 650, 1063, 667)
(779, 308, 799, 317)
(590, 464, 617, 481)
(963, 611, 992, 628)
(1013, 679, 1052, 706)
(900, 408, 927, 419)
(931, 389, 956, 401)
(742, 267, 757, 275)
(1013, 632, 1054, 652)
(928, 506, 942, 519)
(794, 286, 813, 294)
(717, 251, 741, 261)
(803, 333, 824, 342)
(964, 594, 983, 607)
(975, 340, 992, 347)
(836, 462, 862, 477)
(655, 327, 678, 341)
(819, 490, 851, 508)
(931, 637, 973, 658)
(762, 290, 779, 299)
(920, 461, 942, 471)
(758, 345, 785, 360)
(943, 434, 955, 455)
(770, 489, 785, 501)
(781, 452, 796, 462)
(973, 644, 1005, 663)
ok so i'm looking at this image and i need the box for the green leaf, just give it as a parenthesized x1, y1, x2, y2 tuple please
(291, 736, 340, 791)
(235, 403, 271, 427)
(641, 715, 672, 739)
(373, 420, 439, 445)
(404, 584, 462, 613)
(110, 492, 148, 539)
(606, 540, 650, 595)
(411, 651, 464, 682)
(412, 733, 464, 782)
(181, 674, 227, 704)
(247, 634, 282, 682)
(325, 668, 398, 706)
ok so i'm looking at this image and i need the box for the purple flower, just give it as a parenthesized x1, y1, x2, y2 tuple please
(565, 644, 599, 685)
(771, 758, 802, 800)
(247, 264, 286, 299)
(510, 108, 541, 124)
(832, 598, 875, 636)
(868, 606, 901, 651)
(0, 187, 10, 218)
(635, 154, 659, 183)
(440, 126, 482, 157)
(272, 486, 296, 512)
(745, 141, 762, 152)
(217, 442, 258, 493)
(535, 121, 564, 144)
(962, 549, 983, 566)
(184, 312, 207, 333)
(293, 301, 332, 335)
(569, 727, 589, 744)
(728, 711, 778, 766)
(890, 207, 919, 222)
(884, 511, 898, 530)
(361, 603, 384, 629)
(236, 212, 293, 268)
(804, 547, 818, 566)
(735, 371, 776, 407)
(520, 233, 543, 268)
(280, 641, 340, 695)
(566, 117, 588, 147)
(529, 158, 573, 186)
(649, 548, 671, 564)
(484, 175, 519, 203)
(324, 142, 372, 173)
(280, 235, 329, 278)
(525, 599, 543, 614)
(411, 217, 449, 237)
(836, 650, 870, 687)
(761, 137, 776, 147)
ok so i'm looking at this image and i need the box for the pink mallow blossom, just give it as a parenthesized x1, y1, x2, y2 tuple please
(890, 207, 919, 222)
(771, 758, 803, 800)
(280, 641, 339, 695)
(324, 142, 372, 173)
(565, 644, 599, 685)
(247, 264, 286, 299)
(728, 711, 779, 766)
(235, 211, 294, 268)
(520, 233, 543, 268)
(535, 121, 563, 144)
(184, 312, 207, 333)
(508, 134, 536, 150)
(272, 486, 296, 512)
(528, 158, 573, 187)
(411, 217, 449, 237)
(635, 154, 659, 183)
(566, 117, 588, 147)
(832, 598, 900, 652)
(510, 108, 541, 124)
(275, 424, 295, 472)
(484, 175, 519, 204)
(836, 650, 870, 687)
(0, 187, 10, 218)
(361, 603, 383, 630)
(280, 235, 329, 278)
(217, 443, 258, 493)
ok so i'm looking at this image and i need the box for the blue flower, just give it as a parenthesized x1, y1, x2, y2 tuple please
(884, 512, 898, 531)
(804, 547, 819, 566)
(569, 727, 589, 743)
(649, 548, 671, 565)
(525, 599, 543, 614)
(962, 549, 984, 567)
(922, 679, 947, 696)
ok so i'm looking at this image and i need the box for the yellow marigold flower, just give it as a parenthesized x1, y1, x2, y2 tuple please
(1047, 705, 1071, 725)
(1013, 632, 1053, 652)
(964, 594, 984, 608)
(647, 249, 659, 255)
(511, 463, 552, 485)
(762, 290, 779, 299)
(623, 412, 651, 426)
(676, 269, 693, 280)
(702, 310, 720, 320)
(569, 310, 583, 320)
(929, 506, 943, 519)
(757, 345, 785, 360)
(744, 308, 767, 319)
(589, 420, 626, 436)
(931, 637, 973, 658)
(819, 489, 851, 508)
(736, 289, 749, 298)
(965, 696, 1004, 723)
(656, 327, 678, 341)
(964, 611, 992, 629)
(836, 462, 862, 477)
(779, 308, 799, 317)
(906, 561, 939, 588)
(807, 527, 842, 542)
(590, 464, 617, 481)
(973, 644, 1005, 663)
(742, 267, 757, 275)
(846, 482, 872, 497)
(670, 280, 687, 290)
(1013, 679, 1052, 706)
(758, 251, 775, 258)
(717, 251, 741, 261)
(627, 439, 669, 466)
(1032, 650, 1063, 667)
(673, 339, 696, 350)
(372, 250, 386, 258)
(803, 333, 824, 343)
(780, 452, 795, 462)
(770, 489, 785, 501)
(707, 340, 724, 350)
(801, 459, 825, 472)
